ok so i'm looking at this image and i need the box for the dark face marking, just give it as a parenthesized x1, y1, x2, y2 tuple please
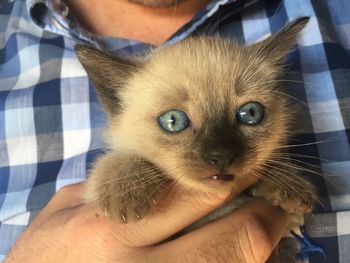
(193, 112, 246, 171)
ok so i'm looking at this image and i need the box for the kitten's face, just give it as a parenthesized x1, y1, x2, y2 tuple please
(107, 39, 292, 191)
(76, 18, 308, 192)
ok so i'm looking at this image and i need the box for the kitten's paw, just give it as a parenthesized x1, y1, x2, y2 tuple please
(286, 213, 305, 236)
(102, 191, 156, 224)
(88, 154, 164, 224)
(267, 188, 314, 214)
(253, 180, 316, 215)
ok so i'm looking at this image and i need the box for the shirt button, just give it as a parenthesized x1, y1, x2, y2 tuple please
(60, 4, 69, 17)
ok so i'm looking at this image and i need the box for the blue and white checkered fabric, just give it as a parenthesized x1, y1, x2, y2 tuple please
(0, 0, 349, 262)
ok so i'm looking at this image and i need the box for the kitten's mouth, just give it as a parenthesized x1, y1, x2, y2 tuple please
(210, 174, 235, 181)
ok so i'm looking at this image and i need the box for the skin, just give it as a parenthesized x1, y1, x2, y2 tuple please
(63, 0, 211, 45)
(5, 182, 288, 263)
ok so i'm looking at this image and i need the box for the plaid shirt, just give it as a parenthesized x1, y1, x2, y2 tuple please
(0, 0, 349, 262)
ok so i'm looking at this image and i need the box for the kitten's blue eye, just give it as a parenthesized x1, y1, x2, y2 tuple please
(237, 102, 265, 125)
(158, 110, 190, 133)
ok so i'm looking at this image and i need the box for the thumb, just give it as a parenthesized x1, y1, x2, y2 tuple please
(150, 199, 288, 263)
(103, 175, 259, 247)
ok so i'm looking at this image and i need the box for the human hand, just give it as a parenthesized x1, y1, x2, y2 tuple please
(5, 181, 287, 263)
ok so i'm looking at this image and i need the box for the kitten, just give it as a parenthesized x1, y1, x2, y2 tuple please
(75, 17, 316, 226)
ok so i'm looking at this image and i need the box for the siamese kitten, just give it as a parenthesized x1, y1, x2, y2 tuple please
(76, 17, 316, 225)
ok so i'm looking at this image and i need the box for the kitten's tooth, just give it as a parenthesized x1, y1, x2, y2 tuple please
(104, 207, 109, 217)
(136, 212, 140, 219)
(272, 199, 279, 206)
(152, 198, 157, 205)
(121, 213, 127, 224)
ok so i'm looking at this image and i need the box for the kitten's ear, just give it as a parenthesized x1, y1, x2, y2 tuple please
(75, 45, 140, 114)
(251, 17, 310, 64)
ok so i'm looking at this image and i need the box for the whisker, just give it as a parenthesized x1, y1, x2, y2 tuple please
(270, 90, 308, 107)
(270, 156, 335, 175)
(277, 152, 330, 162)
(263, 159, 339, 191)
(275, 137, 338, 149)
(254, 166, 323, 207)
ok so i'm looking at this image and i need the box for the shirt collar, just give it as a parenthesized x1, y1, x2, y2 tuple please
(27, 0, 94, 43)
(26, 0, 238, 55)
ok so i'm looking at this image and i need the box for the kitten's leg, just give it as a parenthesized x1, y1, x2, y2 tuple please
(85, 152, 165, 223)
(253, 170, 316, 214)
(251, 166, 317, 232)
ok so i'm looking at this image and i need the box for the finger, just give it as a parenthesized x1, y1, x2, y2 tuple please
(34, 182, 87, 222)
(79, 175, 259, 247)
(149, 199, 288, 263)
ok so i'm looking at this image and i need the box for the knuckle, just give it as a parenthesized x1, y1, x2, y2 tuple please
(238, 216, 273, 263)
(55, 183, 84, 198)
(183, 225, 247, 262)
(68, 214, 133, 261)
(56, 184, 74, 196)
(184, 236, 237, 263)
(187, 216, 273, 263)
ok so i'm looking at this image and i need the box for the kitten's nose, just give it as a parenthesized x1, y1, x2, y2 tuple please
(204, 150, 239, 171)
